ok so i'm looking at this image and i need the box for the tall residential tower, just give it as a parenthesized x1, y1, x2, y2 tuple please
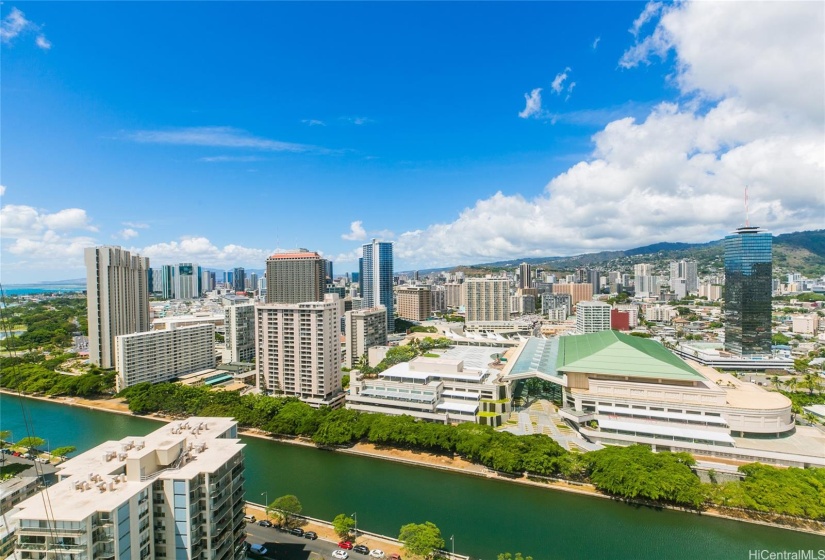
(265, 250, 326, 304)
(85, 246, 150, 369)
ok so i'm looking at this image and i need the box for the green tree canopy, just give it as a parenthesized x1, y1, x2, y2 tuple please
(267, 495, 302, 528)
(17, 436, 45, 450)
(398, 521, 445, 558)
(50, 446, 77, 458)
(332, 513, 356, 539)
(498, 553, 534, 560)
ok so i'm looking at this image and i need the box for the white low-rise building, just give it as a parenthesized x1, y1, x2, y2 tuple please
(11, 417, 246, 560)
(347, 346, 510, 425)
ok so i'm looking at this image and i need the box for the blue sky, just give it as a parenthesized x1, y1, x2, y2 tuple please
(2, 2, 823, 283)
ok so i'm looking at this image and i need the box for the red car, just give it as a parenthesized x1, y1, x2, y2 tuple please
(338, 541, 354, 550)
(389, 555, 402, 560)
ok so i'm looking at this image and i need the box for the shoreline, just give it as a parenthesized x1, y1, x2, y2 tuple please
(3, 390, 823, 536)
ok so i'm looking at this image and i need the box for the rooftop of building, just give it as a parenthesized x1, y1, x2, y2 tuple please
(0, 476, 38, 501)
(506, 332, 705, 383)
(267, 251, 322, 259)
(13, 417, 243, 522)
(691, 363, 792, 410)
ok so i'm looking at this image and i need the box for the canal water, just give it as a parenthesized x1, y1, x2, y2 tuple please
(1, 394, 821, 559)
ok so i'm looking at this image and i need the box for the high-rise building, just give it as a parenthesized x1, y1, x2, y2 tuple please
(518, 263, 532, 289)
(255, 294, 342, 407)
(223, 295, 255, 363)
(444, 282, 465, 308)
(173, 263, 199, 299)
(724, 226, 772, 356)
(201, 268, 213, 293)
(430, 285, 446, 312)
(589, 268, 603, 295)
(161, 264, 174, 299)
(361, 239, 394, 333)
(344, 307, 388, 369)
(85, 246, 150, 369)
(150, 267, 163, 294)
(249, 272, 258, 293)
(465, 278, 509, 322)
(551, 282, 593, 306)
(115, 324, 215, 391)
(11, 417, 246, 560)
(325, 260, 334, 283)
(265, 250, 326, 304)
(670, 260, 698, 295)
(233, 267, 246, 293)
(542, 293, 572, 318)
(396, 285, 432, 321)
(576, 300, 612, 334)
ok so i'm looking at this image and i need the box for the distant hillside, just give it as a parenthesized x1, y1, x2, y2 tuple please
(424, 229, 825, 277)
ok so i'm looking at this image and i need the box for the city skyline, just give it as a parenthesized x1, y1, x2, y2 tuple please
(1, 2, 823, 283)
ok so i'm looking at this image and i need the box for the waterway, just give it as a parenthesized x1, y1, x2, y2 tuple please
(1, 394, 821, 560)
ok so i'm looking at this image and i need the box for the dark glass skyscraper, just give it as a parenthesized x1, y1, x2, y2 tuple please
(361, 239, 394, 333)
(724, 226, 772, 356)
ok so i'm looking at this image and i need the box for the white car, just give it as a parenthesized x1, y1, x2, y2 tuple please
(332, 550, 349, 560)
(369, 550, 385, 559)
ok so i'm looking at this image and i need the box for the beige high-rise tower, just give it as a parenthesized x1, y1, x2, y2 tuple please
(85, 246, 150, 369)
(465, 277, 510, 322)
(265, 250, 326, 304)
(255, 294, 343, 407)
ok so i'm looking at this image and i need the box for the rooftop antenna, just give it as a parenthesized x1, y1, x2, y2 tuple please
(744, 185, 750, 227)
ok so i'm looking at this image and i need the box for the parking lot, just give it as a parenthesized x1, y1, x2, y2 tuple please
(244, 522, 391, 560)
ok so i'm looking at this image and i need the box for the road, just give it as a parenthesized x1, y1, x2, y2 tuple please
(245, 522, 374, 560)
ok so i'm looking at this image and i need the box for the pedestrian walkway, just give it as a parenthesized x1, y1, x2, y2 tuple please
(501, 400, 602, 452)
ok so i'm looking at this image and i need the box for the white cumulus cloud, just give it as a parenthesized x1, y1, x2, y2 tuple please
(136, 237, 274, 268)
(1, 7, 51, 49)
(550, 68, 571, 94)
(341, 220, 367, 241)
(117, 228, 139, 240)
(388, 1, 825, 269)
(518, 88, 543, 119)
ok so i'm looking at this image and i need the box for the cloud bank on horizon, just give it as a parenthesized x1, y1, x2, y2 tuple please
(1, 1, 823, 280)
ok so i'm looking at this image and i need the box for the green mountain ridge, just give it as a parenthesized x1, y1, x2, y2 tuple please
(433, 229, 825, 277)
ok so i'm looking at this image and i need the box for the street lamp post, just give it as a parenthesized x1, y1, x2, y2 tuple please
(261, 491, 268, 517)
(351, 512, 357, 540)
(450, 535, 455, 559)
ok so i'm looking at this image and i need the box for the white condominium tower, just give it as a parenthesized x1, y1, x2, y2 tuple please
(11, 417, 246, 560)
(464, 277, 510, 322)
(575, 300, 612, 334)
(256, 294, 343, 407)
(85, 246, 150, 369)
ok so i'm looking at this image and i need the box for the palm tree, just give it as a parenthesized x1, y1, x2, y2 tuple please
(786, 377, 798, 393)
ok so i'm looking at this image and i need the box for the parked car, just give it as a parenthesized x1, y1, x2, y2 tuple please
(290, 527, 305, 537)
(304, 531, 318, 540)
(338, 541, 353, 550)
(353, 545, 370, 555)
(332, 551, 349, 560)
(243, 514, 256, 523)
(389, 554, 402, 560)
(369, 550, 385, 559)
(250, 543, 268, 555)
(12, 452, 21, 457)
(257, 520, 273, 527)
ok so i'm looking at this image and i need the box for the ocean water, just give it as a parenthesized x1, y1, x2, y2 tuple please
(1, 284, 85, 296)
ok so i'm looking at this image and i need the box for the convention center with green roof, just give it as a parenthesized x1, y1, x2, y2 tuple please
(502, 331, 822, 467)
